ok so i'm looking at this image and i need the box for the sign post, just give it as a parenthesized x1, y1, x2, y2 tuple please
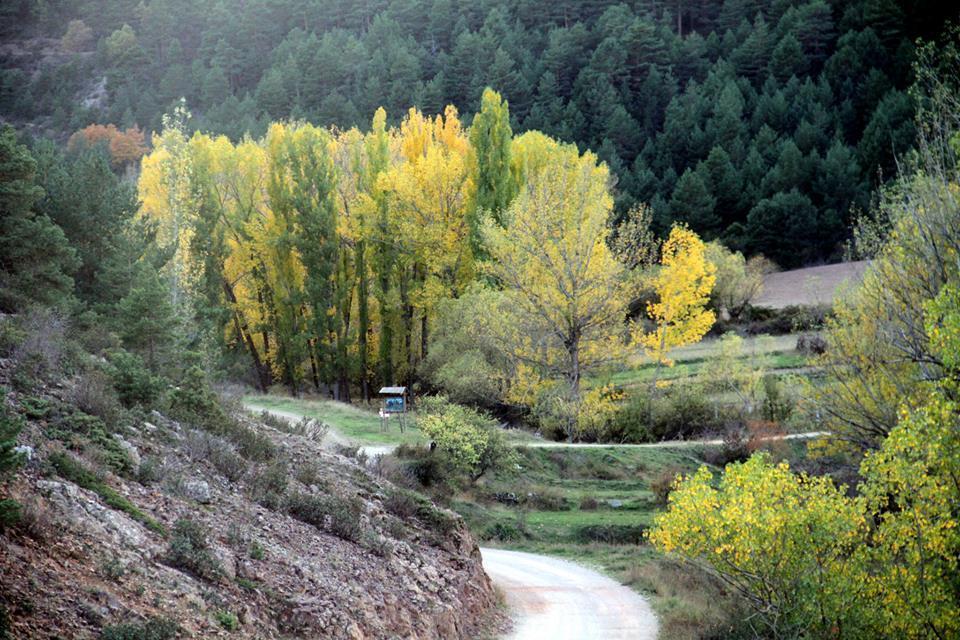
(378, 386, 407, 433)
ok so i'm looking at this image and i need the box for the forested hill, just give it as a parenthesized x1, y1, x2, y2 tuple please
(1, 0, 953, 266)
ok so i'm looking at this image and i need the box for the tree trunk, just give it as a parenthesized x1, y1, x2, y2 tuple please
(223, 277, 271, 390)
(357, 238, 370, 402)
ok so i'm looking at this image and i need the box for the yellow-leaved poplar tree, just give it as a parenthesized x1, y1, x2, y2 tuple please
(483, 131, 631, 439)
(639, 225, 716, 389)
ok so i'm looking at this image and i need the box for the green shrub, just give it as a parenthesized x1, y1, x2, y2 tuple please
(0, 603, 10, 640)
(482, 520, 525, 541)
(522, 487, 572, 511)
(100, 616, 179, 640)
(383, 488, 421, 519)
(214, 610, 239, 631)
(250, 462, 288, 509)
(0, 396, 24, 530)
(49, 451, 164, 535)
(46, 407, 133, 477)
(0, 498, 21, 531)
(167, 367, 275, 462)
(761, 375, 795, 423)
(575, 524, 648, 545)
(107, 349, 163, 408)
(416, 503, 457, 536)
(166, 518, 222, 581)
(287, 492, 363, 542)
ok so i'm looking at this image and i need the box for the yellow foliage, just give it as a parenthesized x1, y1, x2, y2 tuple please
(639, 225, 716, 366)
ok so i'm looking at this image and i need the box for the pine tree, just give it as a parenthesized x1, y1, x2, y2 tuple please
(670, 167, 720, 238)
(117, 267, 176, 371)
(0, 126, 77, 312)
(0, 396, 24, 529)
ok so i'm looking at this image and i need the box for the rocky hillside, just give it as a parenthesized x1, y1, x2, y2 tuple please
(0, 366, 499, 639)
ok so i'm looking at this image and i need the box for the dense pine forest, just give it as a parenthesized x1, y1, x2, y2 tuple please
(1, 0, 954, 266)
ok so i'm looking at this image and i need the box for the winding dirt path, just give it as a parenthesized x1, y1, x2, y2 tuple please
(481, 548, 658, 640)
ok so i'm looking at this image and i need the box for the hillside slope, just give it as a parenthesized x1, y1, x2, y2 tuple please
(0, 365, 498, 639)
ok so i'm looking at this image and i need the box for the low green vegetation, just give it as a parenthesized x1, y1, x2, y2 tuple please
(48, 451, 165, 535)
(99, 617, 179, 640)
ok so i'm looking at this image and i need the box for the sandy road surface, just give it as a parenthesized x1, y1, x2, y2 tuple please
(481, 548, 658, 640)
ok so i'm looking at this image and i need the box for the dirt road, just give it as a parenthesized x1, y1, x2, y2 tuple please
(481, 548, 658, 640)
(243, 403, 394, 457)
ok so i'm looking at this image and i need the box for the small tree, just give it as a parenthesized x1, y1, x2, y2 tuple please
(417, 397, 510, 481)
(117, 268, 176, 370)
(483, 132, 632, 439)
(61, 19, 93, 53)
(704, 241, 774, 319)
(639, 225, 716, 392)
(0, 395, 25, 529)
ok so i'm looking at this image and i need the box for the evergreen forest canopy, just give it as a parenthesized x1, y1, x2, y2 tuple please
(2, 0, 955, 267)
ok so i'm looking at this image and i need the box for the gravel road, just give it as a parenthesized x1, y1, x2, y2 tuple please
(481, 547, 658, 640)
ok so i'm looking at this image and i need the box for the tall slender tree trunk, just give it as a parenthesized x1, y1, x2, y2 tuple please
(357, 238, 370, 401)
(223, 279, 271, 391)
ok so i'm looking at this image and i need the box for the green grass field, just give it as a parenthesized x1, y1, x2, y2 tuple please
(244, 394, 427, 446)
(589, 332, 815, 390)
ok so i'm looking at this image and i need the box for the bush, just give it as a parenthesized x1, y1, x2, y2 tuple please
(214, 610, 239, 631)
(579, 496, 599, 511)
(107, 349, 163, 408)
(168, 369, 275, 462)
(417, 396, 514, 481)
(210, 445, 247, 482)
(0, 396, 25, 531)
(795, 332, 827, 355)
(483, 520, 526, 541)
(739, 304, 830, 335)
(10, 308, 68, 387)
(100, 617, 179, 640)
(523, 487, 572, 511)
(650, 467, 682, 507)
(383, 488, 421, 519)
(250, 462, 288, 509)
(287, 492, 363, 542)
(70, 368, 121, 427)
(760, 376, 795, 423)
(575, 524, 648, 544)
(166, 518, 221, 581)
(45, 407, 133, 476)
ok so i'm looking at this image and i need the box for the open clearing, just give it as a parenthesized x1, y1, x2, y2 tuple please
(243, 395, 426, 447)
(753, 260, 868, 309)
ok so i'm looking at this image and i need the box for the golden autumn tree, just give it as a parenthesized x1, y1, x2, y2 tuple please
(137, 100, 196, 311)
(483, 131, 630, 439)
(378, 105, 474, 376)
(639, 225, 716, 390)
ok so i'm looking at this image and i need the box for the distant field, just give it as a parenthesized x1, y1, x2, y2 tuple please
(596, 332, 812, 390)
(753, 260, 869, 309)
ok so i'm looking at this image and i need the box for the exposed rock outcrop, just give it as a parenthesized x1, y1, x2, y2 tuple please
(0, 384, 500, 638)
